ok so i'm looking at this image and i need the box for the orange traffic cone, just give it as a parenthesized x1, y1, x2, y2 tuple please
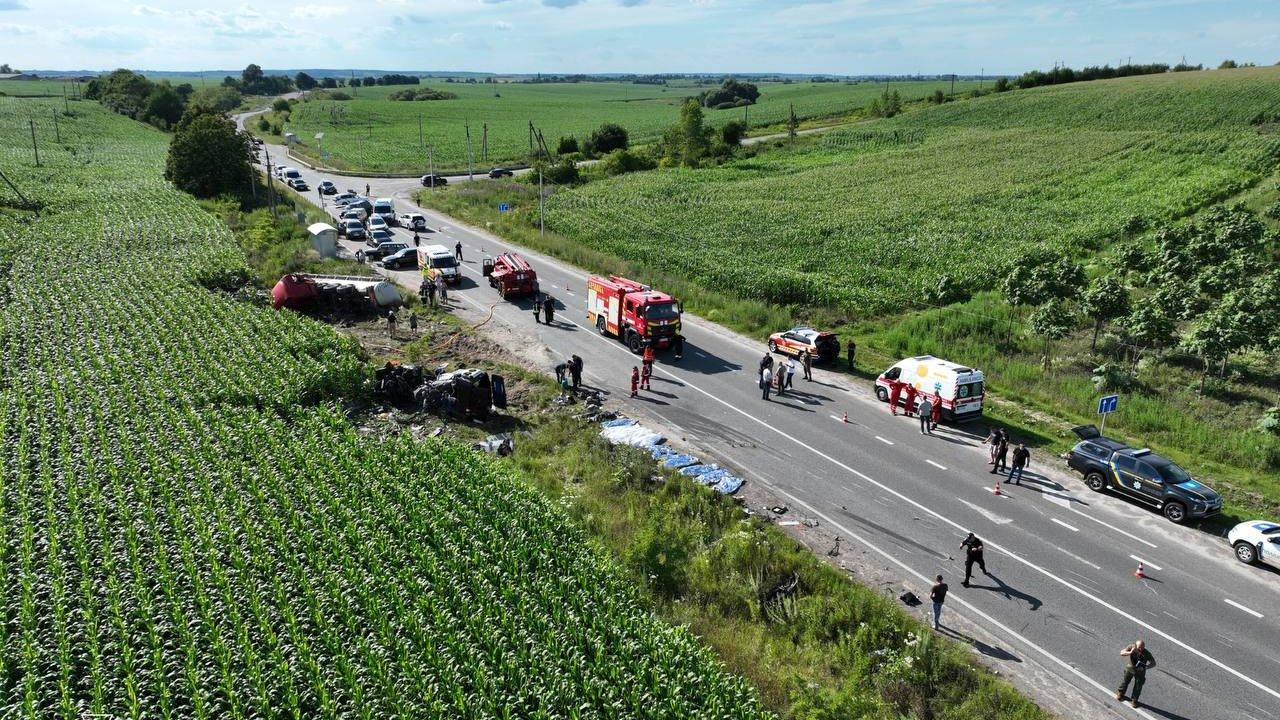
(842, 411, 849, 424)
(989, 478, 1002, 496)
(1133, 562, 1146, 580)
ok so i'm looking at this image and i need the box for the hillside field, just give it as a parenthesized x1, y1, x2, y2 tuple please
(275, 78, 983, 173)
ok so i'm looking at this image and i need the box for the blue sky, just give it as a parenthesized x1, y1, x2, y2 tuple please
(2, 0, 1277, 74)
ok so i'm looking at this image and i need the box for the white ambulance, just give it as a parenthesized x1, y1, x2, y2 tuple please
(418, 244, 460, 284)
(874, 355, 985, 422)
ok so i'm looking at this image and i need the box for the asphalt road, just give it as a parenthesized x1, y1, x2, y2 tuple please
(259, 140, 1280, 720)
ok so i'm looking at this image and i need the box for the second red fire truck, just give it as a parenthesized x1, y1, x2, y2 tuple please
(482, 252, 538, 298)
(586, 275, 682, 353)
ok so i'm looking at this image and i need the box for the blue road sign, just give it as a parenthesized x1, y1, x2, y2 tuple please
(498, 202, 510, 213)
(1098, 394, 1119, 414)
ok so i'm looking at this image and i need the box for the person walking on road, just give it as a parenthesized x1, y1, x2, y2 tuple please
(918, 397, 933, 434)
(542, 295, 556, 325)
(630, 367, 640, 398)
(960, 533, 987, 587)
(640, 359, 652, 391)
(991, 433, 1010, 475)
(355, 248, 365, 264)
(365, 183, 370, 196)
(802, 350, 813, 381)
(846, 339, 856, 370)
(673, 334, 684, 361)
(930, 398, 942, 431)
(413, 231, 420, 247)
(455, 241, 463, 262)
(929, 575, 948, 630)
(1116, 640, 1156, 709)
(761, 366, 772, 401)
(1010, 442, 1030, 485)
(533, 294, 542, 324)
(570, 355, 583, 391)
(785, 356, 797, 389)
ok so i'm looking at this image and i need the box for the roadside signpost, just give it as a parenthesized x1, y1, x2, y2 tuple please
(1098, 394, 1119, 434)
(498, 202, 510, 213)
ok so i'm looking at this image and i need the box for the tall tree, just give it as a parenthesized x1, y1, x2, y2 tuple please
(241, 63, 264, 88)
(295, 72, 317, 91)
(1029, 303, 1075, 372)
(165, 108, 252, 199)
(1079, 276, 1131, 351)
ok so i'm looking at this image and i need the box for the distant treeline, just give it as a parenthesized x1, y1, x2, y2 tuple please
(1015, 63, 1198, 90)
(85, 69, 246, 130)
(388, 87, 457, 101)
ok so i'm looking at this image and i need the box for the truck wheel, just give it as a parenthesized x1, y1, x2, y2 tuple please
(875, 386, 888, 402)
(596, 316, 607, 336)
(1234, 541, 1258, 565)
(628, 333, 643, 354)
(1162, 501, 1187, 524)
(1084, 471, 1107, 492)
(768, 340, 778, 353)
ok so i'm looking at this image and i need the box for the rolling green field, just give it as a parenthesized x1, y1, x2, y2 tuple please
(277, 78, 982, 173)
(545, 67, 1280, 313)
(0, 96, 767, 718)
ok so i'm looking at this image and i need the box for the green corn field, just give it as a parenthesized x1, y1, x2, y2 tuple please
(0, 96, 769, 718)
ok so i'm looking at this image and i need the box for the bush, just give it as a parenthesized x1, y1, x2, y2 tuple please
(165, 108, 253, 199)
(584, 123, 629, 156)
(556, 135, 579, 155)
(720, 120, 747, 147)
(600, 149, 656, 176)
(1259, 407, 1280, 435)
(256, 117, 269, 132)
(530, 157, 580, 186)
(271, 98, 291, 113)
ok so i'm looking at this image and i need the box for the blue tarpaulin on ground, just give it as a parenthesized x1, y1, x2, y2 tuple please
(663, 454, 699, 469)
(713, 476, 744, 495)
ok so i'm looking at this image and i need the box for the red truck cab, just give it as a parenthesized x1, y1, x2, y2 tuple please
(482, 252, 538, 298)
(587, 275, 682, 353)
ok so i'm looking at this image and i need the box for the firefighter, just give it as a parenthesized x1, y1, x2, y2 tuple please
(888, 380, 903, 415)
(642, 345, 655, 375)
(640, 358, 652, 391)
(542, 295, 555, 325)
(802, 350, 813, 381)
(630, 367, 640, 398)
(532, 294, 542, 324)
(455, 241, 463, 262)
(930, 398, 942, 431)
(903, 384, 918, 417)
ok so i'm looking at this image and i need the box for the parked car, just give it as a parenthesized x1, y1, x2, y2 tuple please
(366, 228, 395, 246)
(368, 215, 390, 234)
(420, 174, 449, 187)
(333, 191, 358, 205)
(1066, 425, 1223, 523)
(397, 213, 429, 232)
(364, 242, 408, 260)
(768, 326, 840, 363)
(488, 167, 514, 178)
(288, 178, 309, 192)
(1228, 520, 1280, 566)
(343, 220, 367, 241)
(341, 207, 368, 223)
(318, 180, 337, 195)
(379, 247, 419, 270)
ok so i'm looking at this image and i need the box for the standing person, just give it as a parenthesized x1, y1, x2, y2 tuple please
(425, 278, 437, 308)
(532, 294, 542, 324)
(929, 575, 948, 630)
(365, 183, 370, 196)
(1009, 442, 1030, 485)
(930, 397, 942, 431)
(960, 533, 987, 587)
(785, 356, 797, 389)
(640, 359, 652, 391)
(642, 345, 655, 375)
(436, 275, 447, 304)
(542, 295, 555, 325)
(386, 309, 397, 338)
(630, 367, 640, 398)
(455, 241, 463, 262)
(570, 355, 583, 391)
(992, 432, 1010, 475)
(355, 248, 365, 264)
(801, 350, 813, 381)
(413, 231, 420, 247)
(1116, 640, 1157, 709)
(985, 428, 1002, 465)
(888, 380, 903, 415)
(408, 311, 418, 334)
(847, 338, 857, 370)
(759, 352, 774, 374)
(776, 362, 787, 396)
(918, 397, 933, 434)
(761, 365, 772, 401)
(673, 334, 684, 361)
(903, 384, 918, 417)
(554, 361, 568, 386)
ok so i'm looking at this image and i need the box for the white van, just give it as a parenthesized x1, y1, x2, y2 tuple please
(875, 355, 984, 421)
(418, 244, 459, 284)
(282, 167, 302, 182)
(373, 197, 395, 224)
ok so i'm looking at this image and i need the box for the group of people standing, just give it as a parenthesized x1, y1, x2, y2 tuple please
(418, 274, 449, 307)
(532, 293, 556, 325)
(758, 351, 813, 401)
(985, 428, 1031, 484)
(553, 355, 584, 393)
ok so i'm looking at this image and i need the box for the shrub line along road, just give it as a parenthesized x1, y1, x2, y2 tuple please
(252, 132, 1280, 720)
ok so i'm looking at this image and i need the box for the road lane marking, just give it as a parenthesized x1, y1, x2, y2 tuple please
(874, 436, 894, 446)
(1224, 599, 1263, 618)
(926, 459, 947, 470)
(1071, 508, 1158, 549)
(1056, 548, 1101, 570)
(1129, 555, 1162, 571)
(398, 199, 1274, 706)
(1051, 518, 1079, 532)
(956, 498, 1013, 525)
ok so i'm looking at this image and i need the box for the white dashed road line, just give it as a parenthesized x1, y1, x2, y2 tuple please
(926, 459, 947, 470)
(1224, 599, 1264, 619)
(1050, 518, 1079, 532)
(874, 435, 894, 446)
(1130, 555, 1163, 571)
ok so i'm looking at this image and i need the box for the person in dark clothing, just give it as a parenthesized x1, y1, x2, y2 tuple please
(413, 231, 420, 247)
(386, 309, 397, 338)
(761, 366, 772, 401)
(1116, 640, 1157, 709)
(985, 428, 1002, 465)
(425, 280, 437, 307)
(554, 362, 568, 385)
(532, 295, 542, 324)
(991, 433, 1010, 475)
(672, 334, 684, 360)
(847, 339, 857, 370)
(929, 575, 948, 630)
(801, 350, 813, 381)
(775, 362, 786, 396)
(918, 397, 933, 434)
(408, 312, 418, 334)
(960, 533, 987, 587)
(455, 241, 463, 262)
(570, 355, 583, 391)
(759, 353, 774, 373)
(543, 295, 555, 325)
(365, 183, 370, 196)
(1010, 442, 1031, 485)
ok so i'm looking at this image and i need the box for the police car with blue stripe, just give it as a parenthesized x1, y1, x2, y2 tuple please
(1228, 520, 1280, 566)
(1067, 425, 1223, 524)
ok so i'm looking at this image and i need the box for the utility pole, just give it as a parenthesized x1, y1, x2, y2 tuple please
(980, 67, 984, 91)
(949, 73, 955, 98)
(465, 121, 474, 182)
(538, 167, 544, 239)
(482, 123, 488, 162)
(529, 121, 534, 155)
(62, 84, 69, 114)
(743, 103, 748, 130)
(788, 103, 796, 139)
(428, 145, 435, 187)
(52, 110, 59, 143)
(28, 120, 40, 166)
(418, 112, 423, 150)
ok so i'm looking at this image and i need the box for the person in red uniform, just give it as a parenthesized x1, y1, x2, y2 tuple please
(630, 367, 640, 398)
(903, 384, 918, 417)
(640, 361, 652, 391)
(642, 345, 655, 370)
(888, 380, 903, 415)
(930, 396, 943, 431)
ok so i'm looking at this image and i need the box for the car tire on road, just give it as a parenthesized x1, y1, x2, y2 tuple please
(1162, 501, 1187, 524)
(1233, 541, 1259, 565)
(875, 386, 889, 402)
(1085, 471, 1107, 492)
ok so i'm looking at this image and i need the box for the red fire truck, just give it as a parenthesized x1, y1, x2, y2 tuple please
(482, 252, 538, 298)
(586, 275, 682, 353)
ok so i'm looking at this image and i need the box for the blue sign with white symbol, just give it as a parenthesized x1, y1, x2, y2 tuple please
(1098, 394, 1119, 414)
(498, 203, 510, 213)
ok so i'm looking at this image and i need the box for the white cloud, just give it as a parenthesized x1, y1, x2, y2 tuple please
(131, 4, 168, 15)
(0, 21, 34, 34)
(291, 4, 345, 19)
(495, 20, 513, 30)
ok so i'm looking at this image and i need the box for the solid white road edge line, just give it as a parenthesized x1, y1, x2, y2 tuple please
(1224, 599, 1264, 619)
(447, 228, 1279, 705)
(1051, 518, 1080, 532)
(1129, 555, 1163, 572)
